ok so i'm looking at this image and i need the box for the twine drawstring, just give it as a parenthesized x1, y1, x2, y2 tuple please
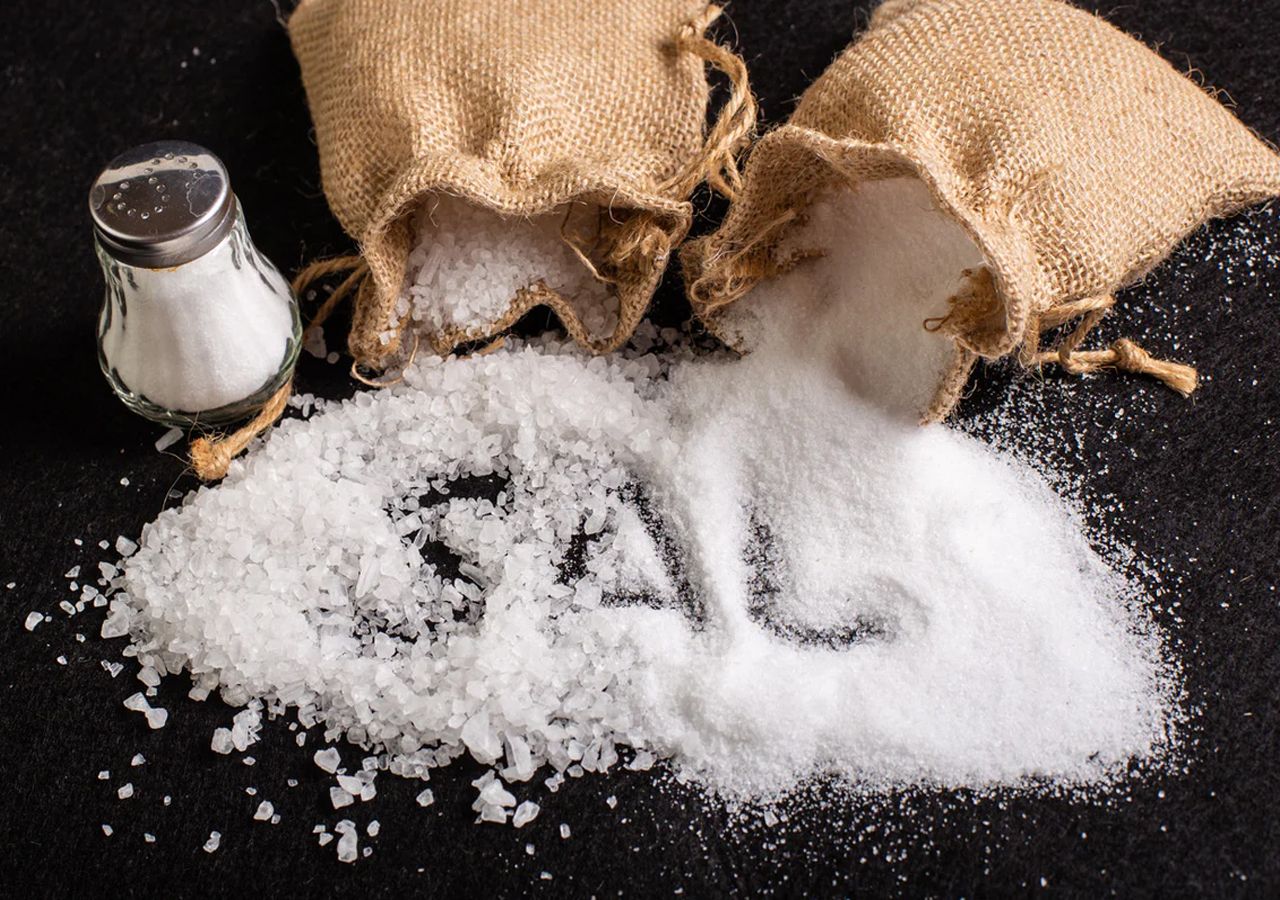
(187, 255, 369, 481)
(188, 379, 293, 482)
(664, 4, 758, 202)
(925, 273, 1197, 397)
(1024, 293, 1198, 396)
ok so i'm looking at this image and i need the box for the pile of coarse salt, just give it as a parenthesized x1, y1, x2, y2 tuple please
(70, 179, 1181, 855)
(395, 195, 618, 344)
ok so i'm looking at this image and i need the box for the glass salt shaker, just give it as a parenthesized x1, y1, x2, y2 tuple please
(90, 140, 300, 427)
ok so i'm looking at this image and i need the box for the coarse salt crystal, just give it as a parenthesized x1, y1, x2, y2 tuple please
(155, 427, 183, 453)
(512, 801, 540, 828)
(314, 747, 341, 773)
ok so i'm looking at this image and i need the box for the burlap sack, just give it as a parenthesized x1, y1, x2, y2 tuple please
(289, 0, 753, 366)
(682, 0, 1280, 420)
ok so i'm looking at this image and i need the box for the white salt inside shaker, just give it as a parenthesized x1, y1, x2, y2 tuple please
(90, 140, 300, 426)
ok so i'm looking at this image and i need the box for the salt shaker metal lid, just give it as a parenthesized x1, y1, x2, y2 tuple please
(89, 140, 236, 268)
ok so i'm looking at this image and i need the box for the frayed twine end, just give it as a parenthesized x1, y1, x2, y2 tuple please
(1034, 338, 1199, 396)
(188, 380, 293, 482)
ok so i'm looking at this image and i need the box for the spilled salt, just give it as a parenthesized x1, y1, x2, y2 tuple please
(72, 184, 1184, 839)
(97, 325, 1175, 800)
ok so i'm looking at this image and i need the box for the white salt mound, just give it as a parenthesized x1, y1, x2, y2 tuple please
(98, 193, 1179, 805)
(396, 195, 617, 344)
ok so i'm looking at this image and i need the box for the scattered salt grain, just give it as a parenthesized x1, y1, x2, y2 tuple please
(123, 693, 169, 730)
(559, 823, 570, 839)
(605, 795, 617, 809)
(313, 748, 341, 773)
(155, 427, 183, 453)
(23, 612, 43, 632)
(415, 788, 434, 807)
(131, 753, 145, 767)
(101, 824, 113, 836)
(367, 820, 380, 837)
(210, 728, 234, 755)
(303, 325, 327, 359)
(98, 770, 110, 781)
(330, 787, 355, 810)
(253, 801, 274, 821)
(117, 783, 133, 800)
(334, 820, 358, 863)
(512, 801, 540, 828)
(56, 655, 67, 666)
(144, 833, 156, 843)
(203, 831, 220, 853)
(626, 750, 655, 772)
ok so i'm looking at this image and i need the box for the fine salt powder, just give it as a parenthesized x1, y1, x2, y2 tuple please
(715, 177, 984, 420)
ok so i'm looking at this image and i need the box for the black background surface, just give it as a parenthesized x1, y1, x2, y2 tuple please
(2, 1, 1279, 896)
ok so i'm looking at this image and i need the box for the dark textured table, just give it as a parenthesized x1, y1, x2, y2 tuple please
(3, 1, 1278, 895)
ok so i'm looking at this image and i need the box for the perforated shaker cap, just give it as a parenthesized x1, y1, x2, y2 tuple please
(89, 140, 235, 268)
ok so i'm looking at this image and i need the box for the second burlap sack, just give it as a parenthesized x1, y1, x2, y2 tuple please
(682, 0, 1280, 420)
(290, 0, 753, 366)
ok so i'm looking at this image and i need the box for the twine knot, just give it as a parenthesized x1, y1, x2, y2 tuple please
(188, 379, 293, 482)
(1026, 295, 1199, 398)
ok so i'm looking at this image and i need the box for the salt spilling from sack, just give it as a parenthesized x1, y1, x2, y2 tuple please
(714, 178, 986, 420)
(84, 177, 1179, 830)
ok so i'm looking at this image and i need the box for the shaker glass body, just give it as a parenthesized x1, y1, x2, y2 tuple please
(96, 202, 301, 427)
